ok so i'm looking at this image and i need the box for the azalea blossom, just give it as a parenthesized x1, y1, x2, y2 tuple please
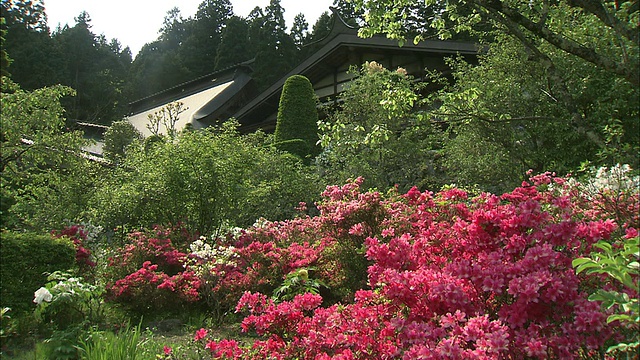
(33, 287, 52, 304)
(194, 327, 208, 342)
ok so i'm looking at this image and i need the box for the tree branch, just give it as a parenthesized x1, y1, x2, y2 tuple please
(567, 0, 638, 44)
(474, 0, 639, 86)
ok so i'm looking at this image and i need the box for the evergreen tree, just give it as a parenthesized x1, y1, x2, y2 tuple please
(182, 0, 233, 76)
(300, 11, 334, 58)
(1, 0, 62, 89)
(0, 17, 11, 79)
(214, 16, 251, 70)
(332, 0, 364, 26)
(129, 40, 192, 99)
(128, 8, 193, 99)
(159, 7, 190, 50)
(274, 75, 320, 160)
(251, 0, 298, 90)
(246, 6, 265, 50)
(53, 13, 131, 124)
(290, 13, 309, 50)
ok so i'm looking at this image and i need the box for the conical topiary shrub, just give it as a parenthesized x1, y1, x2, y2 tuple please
(274, 75, 320, 160)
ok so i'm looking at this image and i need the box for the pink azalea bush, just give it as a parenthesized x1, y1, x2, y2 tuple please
(105, 225, 201, 313)
(194, 173, 637, 359)
(52, 224, 97, 269)
(190, 179, 391, 312)
(105, 176, 396, 316)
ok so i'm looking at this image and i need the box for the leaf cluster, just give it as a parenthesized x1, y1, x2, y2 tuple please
(0, 231, 76, 313)
(318, 62, 443, 192)
(573, 235, 639, 354)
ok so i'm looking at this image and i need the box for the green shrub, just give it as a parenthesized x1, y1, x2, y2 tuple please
(274, 75, 320, 160)
(91, 121, 321, 236)
(102, 120, 143, 163)
(0, 231, 75, 313)
(317, 62, 443, 193)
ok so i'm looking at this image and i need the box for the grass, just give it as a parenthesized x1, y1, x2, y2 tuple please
(1, 312, 256, 360)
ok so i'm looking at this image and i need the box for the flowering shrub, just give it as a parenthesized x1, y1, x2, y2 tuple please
(574, 164, 640, 228)
(34, 271, 104, 330)
(52, 223, 102, 269)
(196, 173, 636, 359)
(105, 225, 201, 314)
(206, 177, 393, 308)
(188, 227, 329, 318)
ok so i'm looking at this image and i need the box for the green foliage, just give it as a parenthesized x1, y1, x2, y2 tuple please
(40, 325, 83, 360)
(442, 123, 521, 193)
(102, 120, 143, 163)
(78, 322, 146, 360)
(214, 16, 251, 71)
(272, 267, 326, 302)
(350, 0, 639, 186)
(35, 271, 105, 330)
(0, 307, 11, 349)
(0, 17, 12, 78)
(183, 0, 233, 77)
(53, 15, 132, 124)
(0, 78, 79, 173)
(573, 235, 639, 355)
(290, 13, 309, 49)
(91, 121, 320, 236)
(2, 2, 132, 124)
(318, 62, 443, 192)
(274, 75, 320, 160)
(352, 0, 638, 85)
(432, 35, 637, 189)
(0, 1, 62, 89)
(0, 77, 99, 231)
(128, 40, 192, 100)
(0, 232, 75, 313)
(250, 0, 299, 90)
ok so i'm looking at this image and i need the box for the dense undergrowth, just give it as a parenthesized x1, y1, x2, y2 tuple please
(2, 168, 637, 359)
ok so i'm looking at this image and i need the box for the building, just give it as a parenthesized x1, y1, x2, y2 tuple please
(89, 10, 479, 149)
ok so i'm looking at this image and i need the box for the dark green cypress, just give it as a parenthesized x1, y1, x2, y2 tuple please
(274, 75, 320, 161)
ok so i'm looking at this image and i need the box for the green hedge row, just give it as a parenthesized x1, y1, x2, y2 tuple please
(0, 231, 75, 313)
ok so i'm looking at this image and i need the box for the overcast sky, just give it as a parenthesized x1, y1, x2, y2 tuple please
(44, 0, 335, 56)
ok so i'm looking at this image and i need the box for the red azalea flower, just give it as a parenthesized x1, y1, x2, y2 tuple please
(163, 346, 172, 355)
(194, 328, 208, 342)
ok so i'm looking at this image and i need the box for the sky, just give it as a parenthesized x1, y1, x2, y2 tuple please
(44, 0, 335, 57)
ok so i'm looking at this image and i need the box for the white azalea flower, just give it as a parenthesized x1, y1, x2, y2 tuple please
(33, 287, 52, 304)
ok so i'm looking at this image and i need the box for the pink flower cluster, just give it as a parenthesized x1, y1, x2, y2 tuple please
(110, 261, 200, 302)
(197, 174, 630, 359)
(53, 225, 96, 268)
(200, 230, 330, 312)
(105, 226, 200, 310)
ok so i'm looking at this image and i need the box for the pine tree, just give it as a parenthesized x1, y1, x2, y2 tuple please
(251, 0, 298, 90)
(214, 16, 251, 70)
(1, 0, 62, 89)
(182, 0, 233, 76)
(54, 13, 132, 124)
(290, 13, 309, 50)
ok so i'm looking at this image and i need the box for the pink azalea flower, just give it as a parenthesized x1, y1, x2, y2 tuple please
(163, 346, 172, 355)
(194, 328, 208, 342)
